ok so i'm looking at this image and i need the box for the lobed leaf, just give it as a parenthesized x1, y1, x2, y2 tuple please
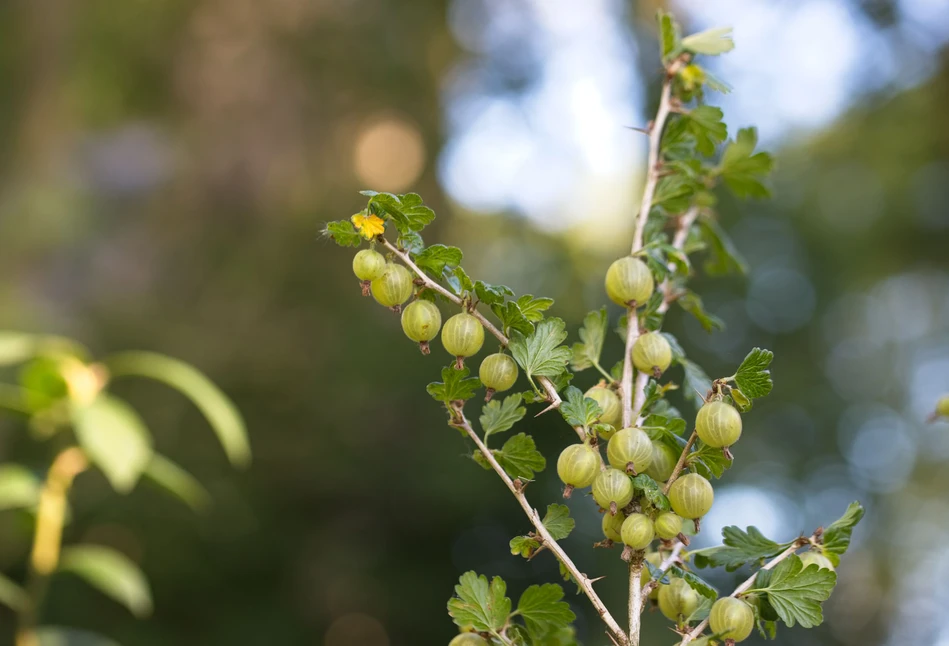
(559, 386, 602, 428)
(481, 394, 526, 440)
(733, 347, 774, 399)
(447, 571, 512, 633)
(542, 504, 575, 541)
(427, 365, 482, 404)
(821, 502, 865, 566)
(570, 308, 607, 372)
(517, 583, 576, 642)
(58, 545, 153, 618)
(322, 220, 362, 247)
(749, 555, 836, 628)
(494, 433, 545, 480)
(509, 318, 572, 385)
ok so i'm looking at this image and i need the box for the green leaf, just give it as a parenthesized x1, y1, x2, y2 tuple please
(698, 218, 747, 276)
(559, 386, 602, 428)
(719, 128, 774, 199)
(0, 332, 85, 367)
(0, 572, 27, 611)
(322, 220, 362, 247)
(510, 535, 541, 559)
(517, 295, 554, 322)
(35, 628, 121, 646)
(444, 265, 475, 296)
(684, 106, 728, 157)
(821, 502, 864, 566)
(517, 583, 576, 642)
(397, 231, 424, 254)
(447, 571, 512, 633)
(494, 433, 545, 480)
(692, 526, 794, 571)
(652, 174, 696, 213)
(678, 291, 725, 333)
(631, 474, 671, 511)
(414, 244, 463, 277)
(481, 394, 526, 440)
(427, 365, 482, 404)
(570, 308, 608, 372)
(104, 352, 250, 467)
(475, 281, 514, 306)
(682, 26, 735, 56)
(657, 10, 682, 60)
(509, 318, 572, 385)
(142, 454, 211, 512)
(72, 395, 153, 494)
(491, 301, 534, 337)
(542, 504, 575, 541)
(730, 388, 753, 412)
(0, 464, 40, 511)
(749, 555, 836, 628)
(687, 441, 733, 480)
(680, 358, 712, 410)
(668, 566, 718, 600)
(364, 191, 435, 233)
(58, 545, 153, 618)
(733, 347, 774, 399)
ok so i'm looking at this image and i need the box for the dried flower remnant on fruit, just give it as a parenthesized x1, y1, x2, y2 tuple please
(351, 212, 385, 239)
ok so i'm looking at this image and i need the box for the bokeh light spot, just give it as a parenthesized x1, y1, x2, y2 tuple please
(324, 612, 390, 646)
(354, 116, 426, 192)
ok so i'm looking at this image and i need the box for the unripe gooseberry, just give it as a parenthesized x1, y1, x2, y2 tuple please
(658, 578, 700, 622)
(584, 385, 621, 434)
(799, 551, 836, 571)
(668, 473, 714, 519)
(645, 442, 679, 482)
(602, 510, 625, 542)
(607, 427, 654, 474)
(592, 468, 634, 513)
(937, 395, 949, 417)
(632, 332, 673, 376)
(401, 300, 442, 354)
(556, 443, 600, 491)
(442, 313, 485, 362)
(479, 353, 518, 397)
(696, 400, 742, 448)
(709, 597, 755, 642)
(620, 513, 655, 550)
(654, 512, 683, 540)
(448, 634, 488, 646)
(352, 249, 386, 281)
(605, 256, 654, 307)
(370, 263, 413, 308)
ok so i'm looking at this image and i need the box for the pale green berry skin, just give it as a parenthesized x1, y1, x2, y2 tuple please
(479, 353, 518, 392)
(668, 473, 714, 519)
(639, 552, 662, 590)
(654, 512, 683, 540)
(937, 395, 949, 417)
(585, 385, 621, 432)
(645, 442, 679, 482)
(620, 513, 655, 550)
(352, 249, 387, 281)
(799, 551, 836, 571)
(370, 263, 413, 307)
(592, 468, 634, 511)
(605, 256, 654, 307)
(606, 427, 654, 473)
(658, 578, 699, 621)
(441, 313, 485, 358)
(696, 400, 743, 448)
(401, 300, 442, 342)
(449, 634, 489, 646)
(709, 597, 755, 642)
(602, 510, 625, 542)
(556, 444, 600, 488)
(632, 332, 672, 374)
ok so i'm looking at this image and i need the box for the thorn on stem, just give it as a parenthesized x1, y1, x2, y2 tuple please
(535, 401, 560, 417)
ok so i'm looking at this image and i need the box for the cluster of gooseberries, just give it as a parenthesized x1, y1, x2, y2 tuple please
(353, 248, 518, 399)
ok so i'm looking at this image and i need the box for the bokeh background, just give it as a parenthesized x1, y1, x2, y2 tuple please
(2, 0, 949, 644)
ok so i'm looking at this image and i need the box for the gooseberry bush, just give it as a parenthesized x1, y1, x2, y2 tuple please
(325, 12, 863, 646)
(0, 333, 249, 646)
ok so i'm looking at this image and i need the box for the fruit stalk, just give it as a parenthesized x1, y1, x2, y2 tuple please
(450, 410, 628, 645)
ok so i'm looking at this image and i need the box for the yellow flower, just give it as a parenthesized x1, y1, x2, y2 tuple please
(351, 213, 385, 239)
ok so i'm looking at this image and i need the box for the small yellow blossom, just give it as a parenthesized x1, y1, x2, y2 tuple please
(351, 213, 385, 239)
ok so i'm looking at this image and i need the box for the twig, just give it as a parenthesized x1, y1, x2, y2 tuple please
(661, 431, 697, 495)
(641, 541, 687, 603)
(453, 413, 628, 645)
(678, 535, 814, 644)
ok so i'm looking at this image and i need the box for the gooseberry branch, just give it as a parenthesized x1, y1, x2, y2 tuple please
(640, 541, 687, 605)
(449, 411, 629, 646)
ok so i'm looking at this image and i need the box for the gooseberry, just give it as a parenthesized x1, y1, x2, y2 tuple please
(605, 256, 654, 307)
(645, 442, 679, 482)
(584, 385, 621, 434)
(556, 443, 600, 492)
(654, 512, 683, 540)
(602, 510, 625, 542)
(370, 263, 413, 309)
(448, 634, 488, 646)
(352, 249, 386, 282)
(799, 551, 835, 571)
(401, 300, 442, 354)
(442, 313, 485, 365)
(709, 597, 754, 642)
(658, 578, 700, 622)
(479, 353, 518, 400)
(592, 468, 634, 513)
(620, 513, 655, 550)
(606, 427, 653, 474)
(668, 473, 714, 519)
(631, 332, 672, 376)
(695, 400, 742, 448)
(937, 395, 949, 417)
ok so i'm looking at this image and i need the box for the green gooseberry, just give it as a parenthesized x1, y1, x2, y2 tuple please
(605, 256, 654, 307)
(556, 443, 600, 491)
(479, 353, 518, 398)
(668, 473, 714, 520)
(645, 442, 679, 483)
(370, 263, 413, 309)
(709, 597, 755, 642)
(695, 400, 742, 448)
(658, 578, 699, 622)
(606, 427, 653, 474)
(352, 249, 386, 281)
(654, 512, 683, 540)
(620, 513, 655, 550)
(442, 313, 485, 363)
(584, 385, 621, 434)
(631, 332, 672, 376)
(592, 468, 634, 512)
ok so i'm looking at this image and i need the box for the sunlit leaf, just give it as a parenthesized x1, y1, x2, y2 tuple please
(72, 395, 153, 494)
(0, 464, 41, 511)
(58, 545, 153, 618)
(143, 454, 211, 512)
